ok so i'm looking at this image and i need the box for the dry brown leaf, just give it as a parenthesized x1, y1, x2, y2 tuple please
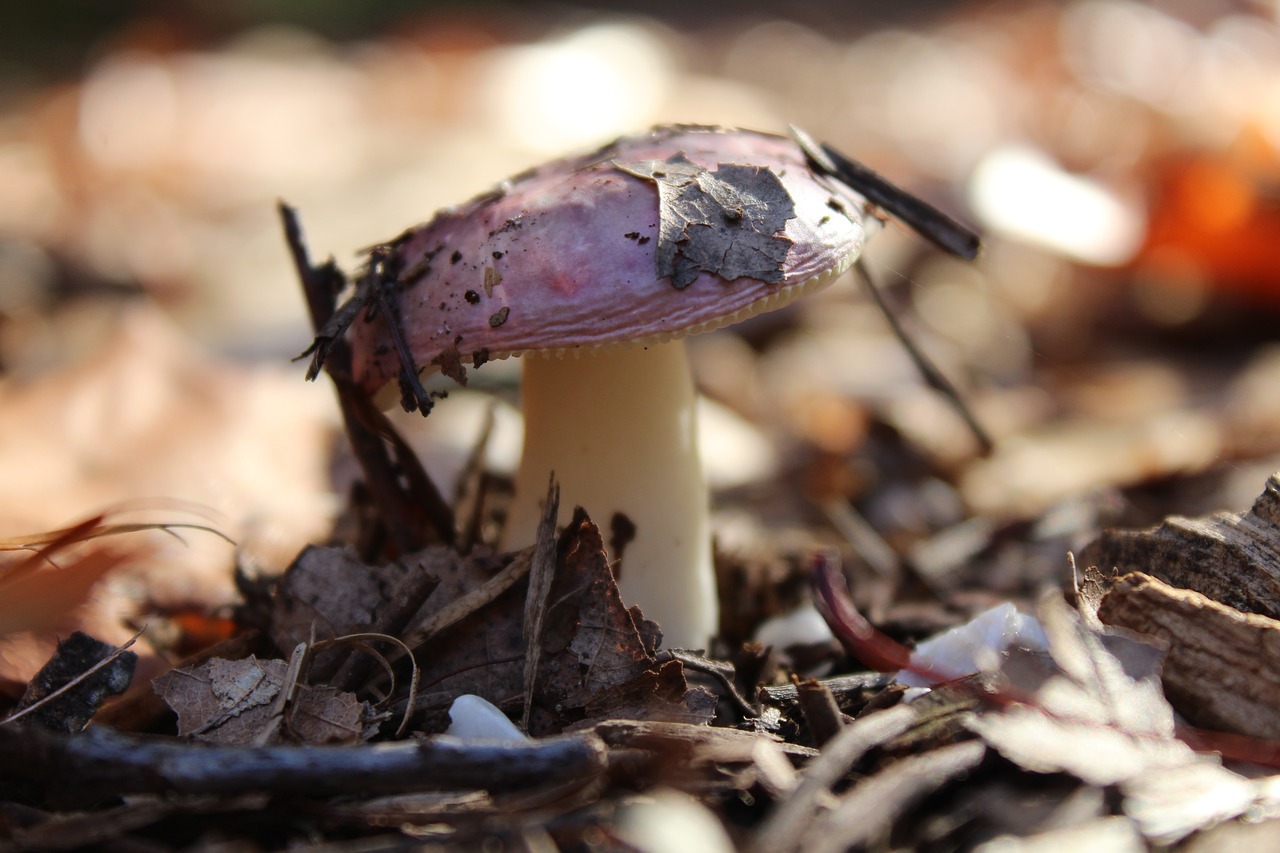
(399, 547, 527, 720)
(153, 654, 370, 746)
(270, 545, 410, 651)
(153, 656, 288, 743)
(287, 684, 366, 744)
(527, 508, 715, 734)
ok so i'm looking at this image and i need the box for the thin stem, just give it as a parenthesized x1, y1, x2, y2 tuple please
(855, 259, 994, 455)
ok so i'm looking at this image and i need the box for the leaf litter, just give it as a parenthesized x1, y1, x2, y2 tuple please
(9, 204, 1280, 852)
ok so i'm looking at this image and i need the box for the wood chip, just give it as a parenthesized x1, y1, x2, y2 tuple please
(1098, 571, 1280, 739)
(1080, 474, 1280, 621)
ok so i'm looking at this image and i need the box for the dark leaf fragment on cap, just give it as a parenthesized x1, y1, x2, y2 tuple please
(617, 154, 796, 289)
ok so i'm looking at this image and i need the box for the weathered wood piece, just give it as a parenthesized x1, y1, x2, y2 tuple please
(1080, 474, 1280, 620)
(1098, 571, 1280, 740)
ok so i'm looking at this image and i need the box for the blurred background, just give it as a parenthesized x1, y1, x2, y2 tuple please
(3, 0, 1280, 675)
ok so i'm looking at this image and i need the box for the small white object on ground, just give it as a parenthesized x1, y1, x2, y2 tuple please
(616, 788, 736, 853)
(754, 602, 836, 650)
(897, 602, 1048, 689)
(444, 694, 529, 742)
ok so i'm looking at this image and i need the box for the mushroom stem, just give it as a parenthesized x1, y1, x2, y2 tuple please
(502, 341, 717, 649)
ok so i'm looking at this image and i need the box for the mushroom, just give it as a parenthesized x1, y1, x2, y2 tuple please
(345, 125, 876, 648)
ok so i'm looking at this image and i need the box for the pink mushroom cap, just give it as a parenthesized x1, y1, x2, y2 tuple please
(349, 125, 874, 393)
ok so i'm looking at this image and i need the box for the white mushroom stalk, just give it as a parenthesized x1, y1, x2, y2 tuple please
(504, 342, 713, 648)
(343, 126, 876, 649)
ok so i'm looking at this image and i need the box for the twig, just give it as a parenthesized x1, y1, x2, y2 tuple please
(854, 258, 994, 455)
(0, 723, 607, 802)
(399, 549, 535, 652)
(789, 125, 981, 261)
(521, 477, 560, 732)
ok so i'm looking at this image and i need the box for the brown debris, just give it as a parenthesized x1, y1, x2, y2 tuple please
(8, 631, 137, 734)
(525, 508, 716, 734)
(1080, 474, 1280, 620)
(1098, 571, 1280, 739)
(152, 653, 372, 746)
(794, 678, 846, 747)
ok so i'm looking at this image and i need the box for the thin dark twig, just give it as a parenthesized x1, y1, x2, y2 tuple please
(521, 477, 561, 732)
(370, 276, 436, 416)
(790, 124, 982, 261)
(280, 200, 343, 347)
(0, 723, 607, 802)
(854, 259, 994, 455)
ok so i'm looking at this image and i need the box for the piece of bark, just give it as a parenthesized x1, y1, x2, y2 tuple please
(1098, 571, 1280, 740)
(1079, 474, 1280, 620)
(759, 672, 892, 713)
(795, 678, 846, 747)
(11, 632, 137, 734)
